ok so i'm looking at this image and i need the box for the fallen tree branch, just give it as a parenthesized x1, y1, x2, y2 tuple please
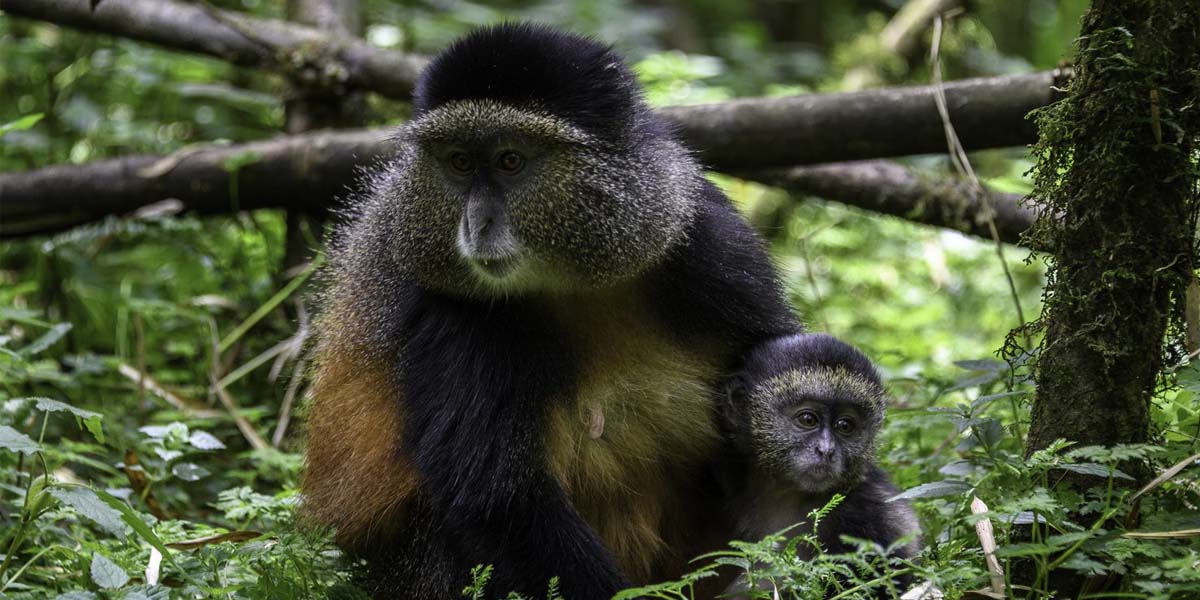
(0, 129, 390, 236)
(745, 162, 1035, 246)
(0, 68, 1065, 237)
(0, 134, 1037, 244)
(0, 0, 427, 99)
(659, 69, 1068, 170)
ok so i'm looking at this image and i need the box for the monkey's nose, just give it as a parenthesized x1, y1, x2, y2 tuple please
(475, 215, 493, 238)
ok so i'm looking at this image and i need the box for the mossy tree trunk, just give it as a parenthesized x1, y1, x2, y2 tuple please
(1021, 5, 1197, 593)
(1025, 0, 1198, 477)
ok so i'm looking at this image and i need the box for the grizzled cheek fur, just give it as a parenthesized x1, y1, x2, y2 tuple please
(507, 141, 698, 283)
(381, 148, 474, 290)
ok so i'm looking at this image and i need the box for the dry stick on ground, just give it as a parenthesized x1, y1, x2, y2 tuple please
(115, 362, 223, 418)
(207, 319, 269, 451)
(0, 70, 1064, 238)
(971, 496, 1007, 596)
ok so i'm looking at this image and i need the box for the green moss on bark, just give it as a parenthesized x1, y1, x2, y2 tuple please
(1019, 0, 1199, 456)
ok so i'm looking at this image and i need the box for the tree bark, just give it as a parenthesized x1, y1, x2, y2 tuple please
(0, 0, 1067, 137)
(745, 161, 1034, 245)
(0, 129, 390, 237)
(657, 70, 1067, 170)
(279, 0, 361, 268)
(0, 0, 426, 100)
(1019, 5, 1199, 593)
(283, 0, 364, 134)
(1026, 1, 1198, 455)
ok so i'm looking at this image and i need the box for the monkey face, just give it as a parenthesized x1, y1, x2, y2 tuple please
(377, 100, 702, 297)
(772, 400, 872, 493)
(748, 367, 885, 494)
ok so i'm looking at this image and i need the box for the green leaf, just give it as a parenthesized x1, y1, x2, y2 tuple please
(171, 462, 211, 481)
(54, 592, 98, 600)
(120, 586, 170, 600)
(90, 552, 130, 589)
(0, 113, 44, 138)
(83, 416, 106, 444)
(972, 390, 1025, 409)
(27, 397, 100, 420)
(140, 423, 186, 439)
(22, 397, 106, 444)
(994, 542, 1057, 558)
(889, 479, 972, 501)
(0, 425, 40, 454)
(90, 488, 190, 583)
(1054, 463, 1134, 480)
(188, 430, 225, 450)
(49, 487, 128, 539)
(20, 323, 72, 356)
(954, 358, 1005, 372)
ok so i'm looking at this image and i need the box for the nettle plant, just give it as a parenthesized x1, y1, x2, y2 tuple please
(0, 316, 358, 600)
(884, 360, 1200, 599)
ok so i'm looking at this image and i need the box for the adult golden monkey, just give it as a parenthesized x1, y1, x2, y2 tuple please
(303, 23, 798, 599)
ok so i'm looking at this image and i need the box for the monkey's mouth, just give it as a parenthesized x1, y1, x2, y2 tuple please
(470, 254, 521, 279)
(787, 461, 843, 493)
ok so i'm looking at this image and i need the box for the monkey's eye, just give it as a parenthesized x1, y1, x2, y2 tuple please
(794, 410, 820, 429)
(834, 417, 857, 434)
(448, 152, 473, 174)
(495, 150, 526, 175)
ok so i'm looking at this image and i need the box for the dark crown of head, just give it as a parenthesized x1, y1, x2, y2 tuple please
(744, 333, 884, 392)
(413, 23, 646, 139)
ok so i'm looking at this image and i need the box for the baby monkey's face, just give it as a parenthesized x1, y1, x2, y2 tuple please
(769, 398, 869, 493)
(749, 368, 883, 494)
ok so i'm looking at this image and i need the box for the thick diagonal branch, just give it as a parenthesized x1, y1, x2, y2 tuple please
(0, 0, 427, 99)
(1, 0, 1066, 143)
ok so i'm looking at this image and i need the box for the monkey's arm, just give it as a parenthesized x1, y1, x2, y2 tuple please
(651, 182, 800, 353)
(302, 303, 417, 547)
(821, 466, 921, 559)
(399, 292, 631, 599)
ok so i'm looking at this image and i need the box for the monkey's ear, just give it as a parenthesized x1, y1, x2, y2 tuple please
(724, 374, 749, 401)
(720, 373, 750, 427)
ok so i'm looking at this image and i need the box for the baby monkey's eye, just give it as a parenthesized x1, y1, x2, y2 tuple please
(448, 151, 473, 174)
(794, 410, 820, 429)
(496, 150, 526, 174)
(834, 417, 857, 434)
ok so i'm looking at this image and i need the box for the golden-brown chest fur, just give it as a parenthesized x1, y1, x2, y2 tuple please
(544, 287, 726, 583)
